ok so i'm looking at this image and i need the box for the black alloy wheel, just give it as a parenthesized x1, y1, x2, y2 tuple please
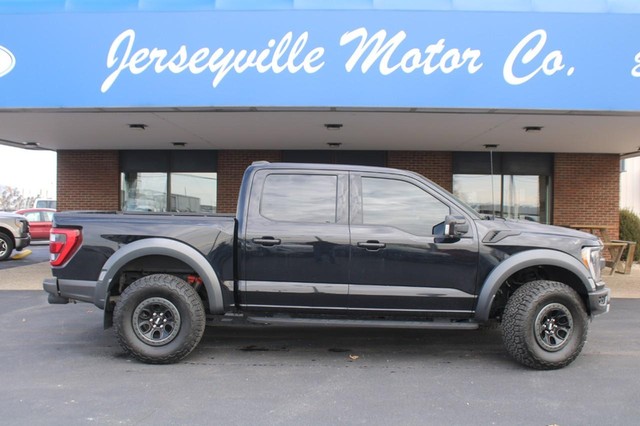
(501, 280, 589, 370)
(113, 274, 206, 364)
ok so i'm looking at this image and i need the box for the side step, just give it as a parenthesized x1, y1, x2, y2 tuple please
(246, 316, 480, 330)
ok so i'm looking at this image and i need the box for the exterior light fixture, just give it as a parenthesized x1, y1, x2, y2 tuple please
(483, 144, 499, 149)
(324, 124, 343, 130)
(327, 142, 342, 148)
(523, 126, 543, 133)
(23, 141, 39, 147)
(172, 142, 187, 147)
(128, 123, 147, 130)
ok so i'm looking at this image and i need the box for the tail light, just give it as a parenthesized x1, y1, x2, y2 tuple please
(50, 228, 82, 267)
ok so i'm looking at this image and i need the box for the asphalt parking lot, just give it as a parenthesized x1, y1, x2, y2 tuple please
(1, 290, 639, 425)
(0, 242, 49, 270)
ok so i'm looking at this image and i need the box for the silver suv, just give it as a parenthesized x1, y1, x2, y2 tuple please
(0, 212, 30, 261)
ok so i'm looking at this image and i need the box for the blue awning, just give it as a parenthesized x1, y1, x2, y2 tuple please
(0, 0, 639, 14)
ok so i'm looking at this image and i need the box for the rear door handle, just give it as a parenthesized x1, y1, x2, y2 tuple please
(252, 237, 282, 246)
(357, 241, 386, 251)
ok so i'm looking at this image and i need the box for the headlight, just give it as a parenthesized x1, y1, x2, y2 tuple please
(14, 219, 28, 234)
(582, 246, 603, 283)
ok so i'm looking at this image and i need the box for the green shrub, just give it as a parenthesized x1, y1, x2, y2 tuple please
(620, 209, 640, 262)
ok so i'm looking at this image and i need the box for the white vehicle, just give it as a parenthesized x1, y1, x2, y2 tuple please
(0, 212, 30, 261)
(33, 199, 57, 209)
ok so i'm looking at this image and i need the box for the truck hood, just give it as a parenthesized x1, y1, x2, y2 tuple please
(478, 218, 601, 244)
(1, 212, 27, 220)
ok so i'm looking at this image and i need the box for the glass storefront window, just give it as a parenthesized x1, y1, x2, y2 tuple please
(453, 175, 501, 218)
(121, 172, 217, 213)
(121, 172, 168, 212)
(503, 175, 544, 222)
(169, 173, 217, 213)
(453, 174, 550, 223)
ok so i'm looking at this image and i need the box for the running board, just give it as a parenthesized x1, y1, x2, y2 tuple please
(246, 316, 480, 330)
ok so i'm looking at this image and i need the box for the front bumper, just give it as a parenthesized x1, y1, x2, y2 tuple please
(588, 285, 610, 317)
(15, 235, 31, 250)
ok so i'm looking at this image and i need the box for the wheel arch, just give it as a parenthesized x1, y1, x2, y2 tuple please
(0, 226, 14, 243)
(96, 238, 224, 316)
(475, 249, 595, 322)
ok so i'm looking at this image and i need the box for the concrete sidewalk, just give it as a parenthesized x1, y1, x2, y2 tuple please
(1, 260, 638, 297)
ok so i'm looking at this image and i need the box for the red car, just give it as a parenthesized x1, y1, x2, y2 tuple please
(15, 208, 55, 240)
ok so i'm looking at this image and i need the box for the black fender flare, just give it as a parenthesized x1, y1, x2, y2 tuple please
(474, 249, 595, 322)
(95, 238, 224, 315)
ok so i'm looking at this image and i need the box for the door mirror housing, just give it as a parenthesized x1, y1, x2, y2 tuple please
(444, 215, 469, 237)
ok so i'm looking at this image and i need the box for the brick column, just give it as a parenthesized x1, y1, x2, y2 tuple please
(216, 150, 282, 213)
(387, 151, 453, 191)
(553, 153, 620, 239)
(57, 150, 120, 211)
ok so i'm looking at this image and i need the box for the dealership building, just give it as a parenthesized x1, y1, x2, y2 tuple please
(1, 0, 639, 237)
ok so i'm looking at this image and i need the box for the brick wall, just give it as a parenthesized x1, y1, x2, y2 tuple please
(54, 150, 620, 234)
(57, 150, 120, 211)
(217, 150, 282, 213)
(387, 151, 453, 191)
(553, 153, 620, 238)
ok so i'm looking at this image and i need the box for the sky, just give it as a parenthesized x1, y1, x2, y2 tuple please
(0, 145, 56, 198)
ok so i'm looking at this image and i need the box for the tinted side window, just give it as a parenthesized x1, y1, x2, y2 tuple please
(362, 177, 450, 236)
(261, 174, 338, 223)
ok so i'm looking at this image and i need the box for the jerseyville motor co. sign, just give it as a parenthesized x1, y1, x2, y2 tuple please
(0, 10, 639, 111)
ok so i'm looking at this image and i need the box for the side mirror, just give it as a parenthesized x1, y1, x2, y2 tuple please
(444, 215, 469, 237)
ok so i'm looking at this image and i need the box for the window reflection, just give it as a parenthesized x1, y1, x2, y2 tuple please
(170, 173, 217, 213)
(121, 172, 217, 213)
(362, 178, 449, 236)
(453, 174, 549, 223)
(260, 174, 338, 223)
(121, 172, 168, 212)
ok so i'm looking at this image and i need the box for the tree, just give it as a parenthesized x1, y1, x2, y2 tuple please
(0, 185, 36, 211)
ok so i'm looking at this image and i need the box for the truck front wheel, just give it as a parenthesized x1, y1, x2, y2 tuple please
(0, 233, 14, 261)
(501, 280, 588, 370)
(113, 274, 206, 364)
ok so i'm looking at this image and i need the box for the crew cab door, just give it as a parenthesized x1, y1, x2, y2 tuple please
(239, 169, 350, 312)
(348, 172, 478, 315)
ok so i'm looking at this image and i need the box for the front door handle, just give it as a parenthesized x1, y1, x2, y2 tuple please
(357, 240, 386, 251)
(253, 237, 281, 246)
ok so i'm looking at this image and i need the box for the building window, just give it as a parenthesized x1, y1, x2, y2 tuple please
(452, 152, 552, 224)
(121, 172, 168, 212)
(120, 151, 217, 213)
(169, 172, 217, 213)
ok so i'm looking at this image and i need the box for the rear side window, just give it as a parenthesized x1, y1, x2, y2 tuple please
(260, 174, 338, 223)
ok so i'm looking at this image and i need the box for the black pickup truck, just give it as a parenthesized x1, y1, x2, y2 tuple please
(44, 162, 610, 369)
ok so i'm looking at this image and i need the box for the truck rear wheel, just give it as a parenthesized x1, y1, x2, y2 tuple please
(501, 280, 588, 370)
(113, 274, 205, 364)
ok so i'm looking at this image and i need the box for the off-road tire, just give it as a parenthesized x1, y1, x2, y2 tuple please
(0, 232, 14, 261)
(502, 280, 588, 370)
(113, 274, 206, 364)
